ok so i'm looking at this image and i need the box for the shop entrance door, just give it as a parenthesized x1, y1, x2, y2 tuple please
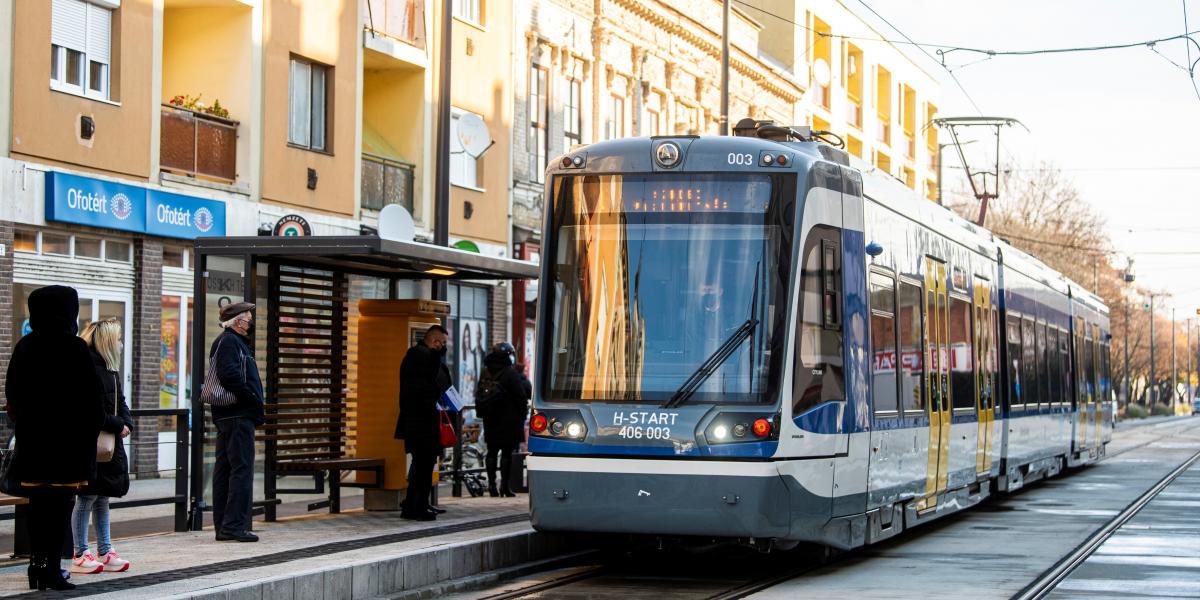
(76, 290, 135, 395)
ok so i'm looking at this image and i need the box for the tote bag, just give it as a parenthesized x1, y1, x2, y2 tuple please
(438, 411, 457, 447)
(200, 337, 241, 407)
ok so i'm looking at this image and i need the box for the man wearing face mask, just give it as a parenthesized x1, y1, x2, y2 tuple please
(210, 302, 264, 542)
(394, 325, 452, 520)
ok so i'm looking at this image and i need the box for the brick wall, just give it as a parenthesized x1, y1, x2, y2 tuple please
(131, 238, 163, 478)
(490, 283, 507, 349)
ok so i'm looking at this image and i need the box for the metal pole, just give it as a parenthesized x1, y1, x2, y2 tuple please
(1124, 299, 1130, 409)
(1150, 295, 1156, 406)
(720, 0, 730, 135)
(1187, 318, 1192, 404)
(937, 143, 944, 206)
(433, 0, 453, 298)
(1172, 308, 1177, 409)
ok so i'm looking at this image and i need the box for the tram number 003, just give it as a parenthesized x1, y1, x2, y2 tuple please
(617, 426, 672, 440)
(727, 152, 754, 166)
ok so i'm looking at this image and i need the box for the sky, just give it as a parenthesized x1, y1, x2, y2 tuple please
(848, 1, 1200, 322)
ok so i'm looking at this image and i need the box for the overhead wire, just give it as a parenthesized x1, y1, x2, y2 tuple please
(1186, 0, 1200, 101)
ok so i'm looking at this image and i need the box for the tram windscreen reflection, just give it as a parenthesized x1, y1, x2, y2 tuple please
(545, 173, 791, 404)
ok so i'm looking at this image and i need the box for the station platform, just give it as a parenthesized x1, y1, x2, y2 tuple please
(0, 489, 564, 600)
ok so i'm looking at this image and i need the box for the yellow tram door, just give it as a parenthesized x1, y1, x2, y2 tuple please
(974, 280, 995, 476)
(920, 258, 951, 510)
(1091, 324, 1103, 451)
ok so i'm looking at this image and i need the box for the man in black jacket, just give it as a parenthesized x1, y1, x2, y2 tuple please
(210, 301, 264, 542)
(394, 325, 451, 520)
(480, 343, 531, 497)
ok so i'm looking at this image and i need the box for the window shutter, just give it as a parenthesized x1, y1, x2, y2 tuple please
(86, 3, 112, 65)
(51, 0, 87, 52)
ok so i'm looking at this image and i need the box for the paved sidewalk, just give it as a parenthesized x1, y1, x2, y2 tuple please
(0, 490, 532, 598)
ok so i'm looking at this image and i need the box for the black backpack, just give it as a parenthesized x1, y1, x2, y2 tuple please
(475, 372, 503, 420)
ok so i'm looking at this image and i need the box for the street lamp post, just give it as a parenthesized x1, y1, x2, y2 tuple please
(1150, 294, 1156, 406)
(1172, 308, 1177, 410)
(1123, 260, 1134, 408)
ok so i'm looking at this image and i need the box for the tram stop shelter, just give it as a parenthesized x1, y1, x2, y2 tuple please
(186, 235, 540, 530)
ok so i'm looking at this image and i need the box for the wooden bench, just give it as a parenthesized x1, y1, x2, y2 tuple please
(261, 265, 386, 521)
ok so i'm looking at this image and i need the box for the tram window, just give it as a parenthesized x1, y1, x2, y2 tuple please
(821, 241, 840, 328)
(989, 309, 1001, 406)
(898, 281, 925, 415)
(1036, 320, 1048, 410)
(1100, 342, 1112, 405)
(1006, 314, 1023, 407)
(949, 296, 974, 410)
(793, 226, 845, 416)
(869, 273, 899, 415)
(1022, 317, 1037, 409)
(1047, 327, 1060, 405)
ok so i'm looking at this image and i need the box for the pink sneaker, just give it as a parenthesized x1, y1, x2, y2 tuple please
(98, 550, 130, 573)
(70, 553, 103, 574)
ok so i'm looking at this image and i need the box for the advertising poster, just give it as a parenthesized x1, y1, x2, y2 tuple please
(457, 318, 488, 406)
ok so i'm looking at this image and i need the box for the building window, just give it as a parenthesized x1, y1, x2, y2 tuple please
(42, 233, 70, 256)
(563, 77, 581, 151)
(605, 94, 625, 140)
(50, 0, 115, 101)
(288, 56, 329, 152)
(452, 0, 482, 24)
(105, 239, 131, 263)
(528, 64, 548, 184)
(450, 107, 482, 188)
(74, 237, 102, 259)
(644, 92, 662, 136)
(13, 229, 37, 253)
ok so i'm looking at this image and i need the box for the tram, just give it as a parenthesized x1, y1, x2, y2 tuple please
(525, 120, 1112, 550)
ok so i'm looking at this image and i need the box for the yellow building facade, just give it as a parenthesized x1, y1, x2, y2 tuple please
(0, 0, 514, 473)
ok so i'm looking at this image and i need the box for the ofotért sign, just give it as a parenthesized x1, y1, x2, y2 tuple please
(45, 171, 227, 239)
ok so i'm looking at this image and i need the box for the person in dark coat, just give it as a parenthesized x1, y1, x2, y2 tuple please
(209, 301, 265, 542)
(480, 343, 531, 497)
(394, 325, 451, 521)
(70, 319, 135, 574)
(4, 285, 105, 591)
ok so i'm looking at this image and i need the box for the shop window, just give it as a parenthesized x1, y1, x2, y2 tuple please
(50, 0, 115, 101)
(13, 229, 37, 253)
(105, 240, 131, 262)
(75, 237, 102, 259)
(288, 56, 329, 152)
(42, 233, 70, 256)
(163, 246, 187, 269)
(447, 283, 492, 408)
(160, 295, 192, 408)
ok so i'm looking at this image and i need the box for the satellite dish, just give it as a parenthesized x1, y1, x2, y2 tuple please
(457, 113, 492, 158)
(378, 204, 415, 242)
(813, 58, 832, 87)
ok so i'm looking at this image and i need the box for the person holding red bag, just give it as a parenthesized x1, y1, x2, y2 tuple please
(394, 325, 452, 521)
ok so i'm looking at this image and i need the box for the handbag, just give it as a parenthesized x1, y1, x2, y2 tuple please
(0, 437, 21, 496)
(96, 373, 119, 463)
(438, 410, 457, 447)
(200, 337, 241, 407)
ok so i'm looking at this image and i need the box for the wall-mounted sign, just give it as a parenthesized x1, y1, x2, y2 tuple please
(45, 171, 227, 240)
(273, 214, 312, 236)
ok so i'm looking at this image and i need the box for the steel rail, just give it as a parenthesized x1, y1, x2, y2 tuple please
(1012, 447, 1200, 600)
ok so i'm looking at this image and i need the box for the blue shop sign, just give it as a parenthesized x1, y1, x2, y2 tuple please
(45, 171, 226, 240)
(147, 189, 226, 238)
(45, 171, 146, 234)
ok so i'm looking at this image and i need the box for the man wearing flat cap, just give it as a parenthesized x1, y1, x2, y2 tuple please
(209, 301, 264, 542)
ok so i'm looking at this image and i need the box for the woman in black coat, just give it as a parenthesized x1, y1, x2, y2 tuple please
(4, 285, 105, 591)
(479, 343, 531, 497)
(70, 319, 134, 574)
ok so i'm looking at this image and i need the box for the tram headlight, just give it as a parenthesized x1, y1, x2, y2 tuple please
(705, 413, 780, 444)
(565, 422, 585, 439)
(549, 420, 565, 436)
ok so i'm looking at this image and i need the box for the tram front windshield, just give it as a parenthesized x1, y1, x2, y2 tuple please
(545, 173, 792, 405)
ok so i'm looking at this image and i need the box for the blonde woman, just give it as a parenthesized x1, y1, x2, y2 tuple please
(72, 319, 134, 574)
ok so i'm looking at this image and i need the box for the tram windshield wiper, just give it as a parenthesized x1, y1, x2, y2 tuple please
(661, 317, 759, 409)
(662, 265, 761, 409)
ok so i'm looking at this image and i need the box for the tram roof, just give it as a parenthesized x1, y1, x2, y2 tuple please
(193, 235, 540, 281)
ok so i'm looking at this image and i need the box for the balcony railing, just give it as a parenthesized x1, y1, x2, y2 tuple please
(361, 152, 415, 212)
(160, 104, 238, 183)
(365, 0, 425, 49)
